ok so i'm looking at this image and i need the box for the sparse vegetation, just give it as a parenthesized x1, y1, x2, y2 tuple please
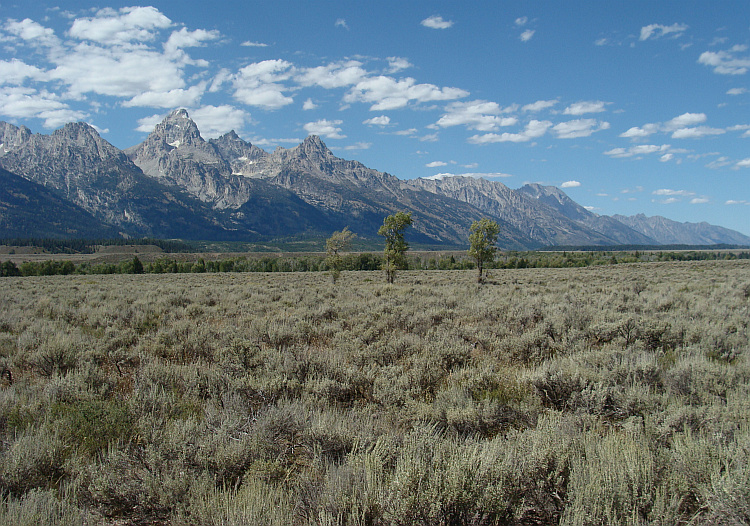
(0, 260, 749, 525)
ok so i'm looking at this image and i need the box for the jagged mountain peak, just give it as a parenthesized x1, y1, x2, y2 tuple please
(149, 108, 204, 149)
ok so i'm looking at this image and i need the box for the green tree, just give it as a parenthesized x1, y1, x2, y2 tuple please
(325, 227, 355, 283)
(468, 218, 500, 283)
(132, 256, 144, 275)
(378, 211, 412, 284)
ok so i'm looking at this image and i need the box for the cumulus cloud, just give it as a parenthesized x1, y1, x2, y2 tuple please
(563, 100, 609, 115)
(421, 16, 453, 29)
(68, 6, 172, 44)
(303, 119, 346, 139)
(552, 119, 610, 139)
(561, 180, 581, 188)
(189, 105, 250, 138)
(435, 100, 517, 131)
(737, 158, 750, 168)
(302, 98, 317, 110)
(231, 59, 295, 109)
(468, 120, 552, 144)
(619, 113, 727, 141)
(515, 17, 528, 26)
(164, 27, 220, 56)
(387, 57, 412, 73)
(698, 45, 750, 75)
(340, 142, 372, 150)
(241, 41, 268, 47)
(363, 115, 391, 126)
(639, 23, 688, 41)
(0, 87, 88, 128)
(4, 18, 60, 47)
(727, 87, 748, 95)
(335, 19, 349, 30)
(344, 76, 468, 111)
(690, 197, 709, 204)
(296, 60, 367, 89)
(0, 59, 47, 85)
(123, 84, 206, 108)
(426, 161, 447, 167)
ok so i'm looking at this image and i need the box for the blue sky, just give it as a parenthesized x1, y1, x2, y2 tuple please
(1, 1, 749, 235)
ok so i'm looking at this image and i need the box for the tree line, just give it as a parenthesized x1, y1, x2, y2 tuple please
(2, 212, 749, 278)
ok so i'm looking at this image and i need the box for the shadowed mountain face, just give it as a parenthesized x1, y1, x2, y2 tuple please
(1, 109, 747, 247)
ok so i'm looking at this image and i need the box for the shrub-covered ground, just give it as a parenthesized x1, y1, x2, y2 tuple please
(0, 260, 749, 525)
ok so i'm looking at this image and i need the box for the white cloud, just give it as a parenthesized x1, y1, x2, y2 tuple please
(302, 98, 317, 110)
(699, 46, 750, 75)
(726, 200, 749, 205)
(387, 57, 412, 73)
(522, 99, 558, 112)
(561, 180, 581, 188)
(344, 76, 468, 111)
(241, 41, 268, 47)
(660, 153, 674, 162)
(520, 30, 535, 42)
(604, 144, 670, 158)
(50, 43, 189, 98)
(639, 23, 688, 41)
(231, 59, 295, 109)
(563, 100, 609, 115)
(620, 123, 660, 138)
(435, 100, 517, 131)
(0, 87, 88, 128)
(515, 17, 528, 26)
(727, 87, 748, 95)
(335, 19, 349, 30)
(68, 6, 172, 45)
(0, 59, 47, 85)
(671, 126, 725, 139)
(468, 119, 552, 144)
(553, 119, 610, 139)
(665, 112, 706, 129)
(123, 83, 206, 108)
(421, 16, 453, 30)
(164, 27, 220, 56)
(363, 115, 391, 126)
(303, 119, 346, 139)
(296, 60, 367, 89)
(737, 158, 750, 168)
(690, 197, 709, 204)
(135, 113, 165, 133)
(4, 18, 60, 47)
(189, 105, 250, 138)
(426, 161, 447, 167)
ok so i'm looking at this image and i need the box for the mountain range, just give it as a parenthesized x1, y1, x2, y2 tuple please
(1, 109, 748, 249)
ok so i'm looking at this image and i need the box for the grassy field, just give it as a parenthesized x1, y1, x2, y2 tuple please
(1, 261, 749, 525)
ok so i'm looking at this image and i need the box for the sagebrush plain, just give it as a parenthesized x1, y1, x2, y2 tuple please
(1, 260, 749, 525)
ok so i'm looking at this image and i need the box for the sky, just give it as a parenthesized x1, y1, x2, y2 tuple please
(1, 1, 749, 235)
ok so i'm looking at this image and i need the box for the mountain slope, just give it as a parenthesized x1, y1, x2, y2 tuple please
(518, 183, 657, 245)
(612, 214, 750, 245)
(406, 176, 632, 247)
(0, 167, 119, 239)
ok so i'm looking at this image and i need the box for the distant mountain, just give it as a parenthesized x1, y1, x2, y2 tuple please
(612, 213, 750, 246)
(518, 183, 657, 245)
(1, 109, 747, 248)
(407, 176, 646, 247)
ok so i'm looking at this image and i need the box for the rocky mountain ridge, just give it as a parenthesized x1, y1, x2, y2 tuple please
(1, 109, 748, 248)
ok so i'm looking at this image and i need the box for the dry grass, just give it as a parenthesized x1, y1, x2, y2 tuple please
(1, 260, 749, 525)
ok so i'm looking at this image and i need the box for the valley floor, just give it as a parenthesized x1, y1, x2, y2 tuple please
(1, 261, 749, 525)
